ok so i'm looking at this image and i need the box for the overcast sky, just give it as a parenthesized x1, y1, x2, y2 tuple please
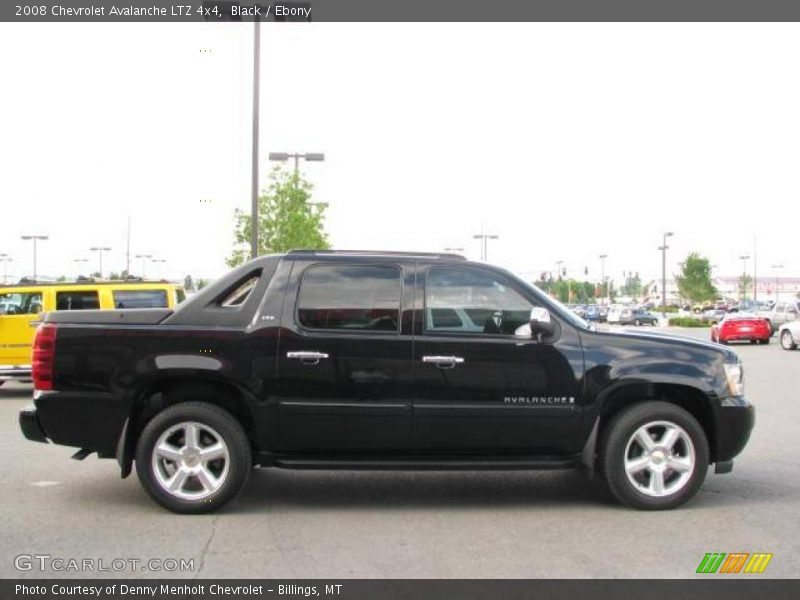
(1, 23, 798, 287)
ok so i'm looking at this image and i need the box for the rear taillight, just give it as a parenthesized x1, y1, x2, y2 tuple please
(32, 324, 57, 391)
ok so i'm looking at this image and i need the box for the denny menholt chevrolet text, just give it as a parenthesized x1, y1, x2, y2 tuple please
(19, 250, 754, 513)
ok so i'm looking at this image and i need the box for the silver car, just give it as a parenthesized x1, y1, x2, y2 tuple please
(779, 319, 800, 350)
(766, 300, 800, 333)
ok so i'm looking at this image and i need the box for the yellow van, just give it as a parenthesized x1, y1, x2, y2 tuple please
(0, 280, 185, 384)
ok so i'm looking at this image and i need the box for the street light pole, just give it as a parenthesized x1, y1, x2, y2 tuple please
(268, 152, 326, 175)
(659, 232, 674, 318)
(21, 235, 49, 281)
(73, 258, 89, 279)
(739, 255, 750, 301)
(90, 247, 111, 278)
(152, 259, 166, 280)
(771, 264, 784, 302)
(599, 254, 607, 303)
(0, 255, 11, 285)
(472, 232, 499, 261)
(250, 19, 261, 260)
(135, 254, 153, 279)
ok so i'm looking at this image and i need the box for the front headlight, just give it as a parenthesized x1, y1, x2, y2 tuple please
(723, 362, 744, 397)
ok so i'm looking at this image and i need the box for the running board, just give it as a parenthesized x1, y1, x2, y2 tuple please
(267, 455, 578, 471)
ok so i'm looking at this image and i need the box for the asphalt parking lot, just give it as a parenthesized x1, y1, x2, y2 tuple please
(2, 327, 798, 579)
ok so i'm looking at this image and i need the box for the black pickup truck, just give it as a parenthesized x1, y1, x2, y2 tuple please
(20, 250, 754, 513)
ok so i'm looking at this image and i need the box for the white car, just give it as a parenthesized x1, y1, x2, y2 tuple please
(606, 305, 624, 324)
(778, 320, 800, 350)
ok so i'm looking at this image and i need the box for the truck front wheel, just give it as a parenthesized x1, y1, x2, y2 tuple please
(135, 402, 251, 513)
(601, 402, 709, 510)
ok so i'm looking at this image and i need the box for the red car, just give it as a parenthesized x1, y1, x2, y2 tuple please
(711, 313, 771, 345)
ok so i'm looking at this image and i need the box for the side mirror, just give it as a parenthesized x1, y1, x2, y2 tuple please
(530, 307, 556, 337)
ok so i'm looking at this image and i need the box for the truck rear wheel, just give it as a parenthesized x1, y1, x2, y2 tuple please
(601, 402, 709, 510)
(135, 402, 251, 513)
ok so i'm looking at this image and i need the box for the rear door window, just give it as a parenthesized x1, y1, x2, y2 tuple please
(113, 289, 169, 308)
(297, 264, 402, 332)
(56, 290, 100, 310)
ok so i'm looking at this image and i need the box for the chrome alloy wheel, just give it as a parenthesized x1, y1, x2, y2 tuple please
(623, 421, 695, 498)
(151, 421, 230, 501)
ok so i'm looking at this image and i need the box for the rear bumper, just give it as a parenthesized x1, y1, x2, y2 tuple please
(0, 364, 32, 381)
(19, 406, 48, 443)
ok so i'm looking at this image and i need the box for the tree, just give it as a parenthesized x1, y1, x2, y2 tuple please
(227, 166, 330, 267)
(196, 278, 210, 290)
(183, 275, 194, 292)
(621, 273, 642, 298)
(675, 253, 717, 304)
(738, 274, 753, 301)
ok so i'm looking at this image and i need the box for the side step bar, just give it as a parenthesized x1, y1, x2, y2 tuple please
(267, 455, 579, 471)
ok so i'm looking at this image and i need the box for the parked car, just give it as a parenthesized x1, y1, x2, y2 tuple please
(0, 280, 185, 384)
(764, 300, 800, 334)
(606, 305, 624, 324)
(701, 309, 727, 324)
(778, 320, 800, 350)
(622, 309, 658, 326)
(711, 313, 771, 345)
(584, 305, 601, 321)
(20, 250, 754, 513)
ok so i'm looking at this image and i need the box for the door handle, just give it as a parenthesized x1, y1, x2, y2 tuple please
(287, 351, 329, 365)
(422, 355, 465, 369)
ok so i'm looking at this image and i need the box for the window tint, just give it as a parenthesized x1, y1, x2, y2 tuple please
(56, 291, 99, 310)
(297, 264, 401, 332)
(0, 292, 43, 315)
(175, 288, 186, 303)
(113, 289, 168, 308)
(425, 267, 533, 335)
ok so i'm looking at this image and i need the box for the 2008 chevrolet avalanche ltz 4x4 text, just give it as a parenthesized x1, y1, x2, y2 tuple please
(19, 250, 754, 513)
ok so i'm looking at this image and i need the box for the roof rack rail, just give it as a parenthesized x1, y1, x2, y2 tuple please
(286, 249, 466, 260)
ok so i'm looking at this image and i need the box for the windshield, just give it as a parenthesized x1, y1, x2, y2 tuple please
(519, 280, 591, 330)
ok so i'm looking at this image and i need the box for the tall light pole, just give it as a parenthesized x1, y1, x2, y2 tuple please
(268, 152, 325, 174)
(771, 264, 784, 302)
(659, 232, 674, 318)
(599, 254, 608, 303)
(90, 247, 111, 278)
(73, 258, 89, 279)
(0, 255, 11, 285)
(152, 258, 166, 280)
(473, 230, 499, 261)
(21, 235, 49, 281)
(135, 254, 153, 278)
(739, 255, 750, 301)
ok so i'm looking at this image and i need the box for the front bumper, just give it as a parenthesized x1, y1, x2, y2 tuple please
(19, 406, 48, 443)
(714, 397, 755, 463)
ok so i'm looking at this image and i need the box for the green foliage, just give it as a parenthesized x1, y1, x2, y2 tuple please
(658, 305, 680, 313)
(621, 273, 642, 298)
(227, 166, 330, 268)
(668, 317, 710, 327)
(675, 253, 717, 304)
(196, 278, 210, 290)
(738, 273, 753, 300)
(183, 275, 194, 292)
(535, 278, 600, 303)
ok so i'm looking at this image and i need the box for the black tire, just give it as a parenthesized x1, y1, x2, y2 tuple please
(780, 330, 797, 351)
(600, 401, 709, 510)
(135, 402, 251, 514)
